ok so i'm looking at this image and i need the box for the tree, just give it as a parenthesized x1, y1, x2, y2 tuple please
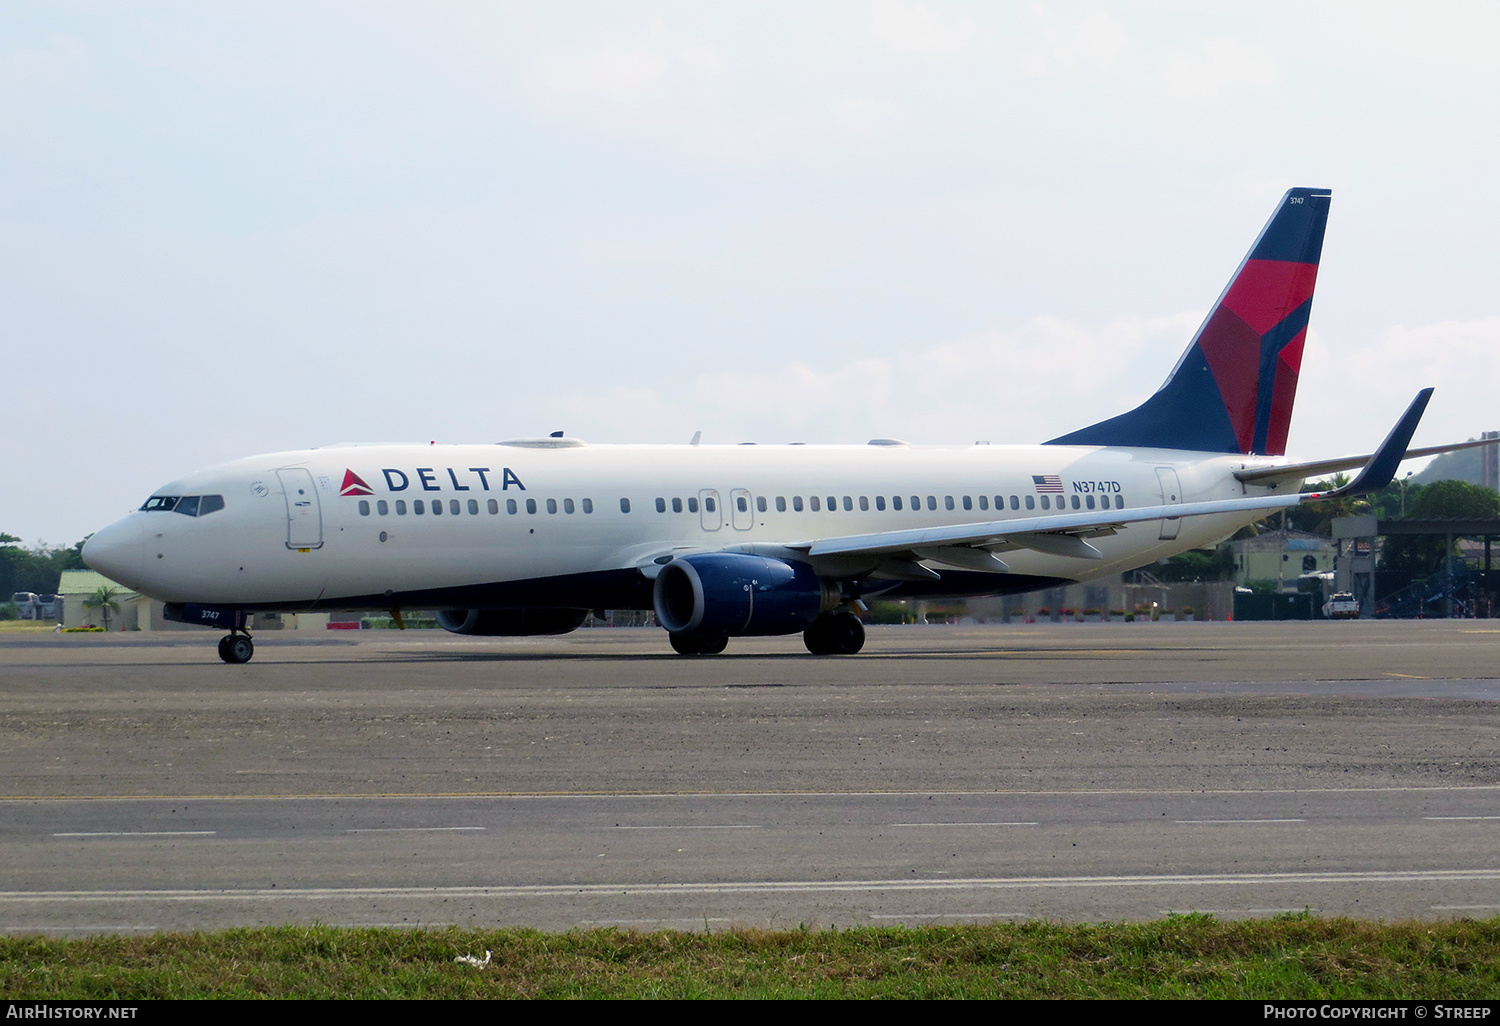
(1284, 475, 1370, 536)
(0, 535, 90, 598)
(84, 586, 120, 631)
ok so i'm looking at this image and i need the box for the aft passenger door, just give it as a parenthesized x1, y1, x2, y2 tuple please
(1155, 467, 1182, 541)
(277, 468, 324, 550)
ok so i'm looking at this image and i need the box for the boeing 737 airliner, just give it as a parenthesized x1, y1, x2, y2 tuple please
(83, 189, 1487, 662)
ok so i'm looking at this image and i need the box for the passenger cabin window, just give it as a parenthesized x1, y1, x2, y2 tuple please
(793, 496, 804, 512)
(875, 496, 885, 511)
(927, 496, 937, 511)
(451, 499, 461, 515)
(776, 496, 787, 512)
(689, 497, 700, 513)
(546, 498, 558, 514)
(506, 499, 517, 514)
(892, 495, 903, 511)
(358, 500, 370, 516)
(468, 499, 480, 514)
(563, 498, 575, 514)
(1115, 495, 1124, 509)
(582, 498, 593, 514)
(620, 498, 631, 513)
(1024, 496, 1034, 510)
(414, 500, 425, 514)
(396, 500, 408, 515)
(487, 499, 499, 514)
(978, 496, 988, 511)
(756, 496, 767, 513)
(432, 500, 443, 515)
(809, 496, 821, 512)
(656, 498, 666, 513)
(672, 497, 683, 513)
(526, 498, 537, 514)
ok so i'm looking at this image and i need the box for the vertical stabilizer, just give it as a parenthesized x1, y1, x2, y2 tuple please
(1046, 188, 1331, 455)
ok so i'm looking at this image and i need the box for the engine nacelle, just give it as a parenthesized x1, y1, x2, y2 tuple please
(653, 553, 838, 636)
(436, 608, 589, 636)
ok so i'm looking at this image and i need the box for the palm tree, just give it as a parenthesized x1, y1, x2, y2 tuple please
(84, 586, 120, 631)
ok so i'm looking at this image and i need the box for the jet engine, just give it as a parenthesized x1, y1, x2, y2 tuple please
(652, 553, 839, 637)
(435, 608, 589, 636)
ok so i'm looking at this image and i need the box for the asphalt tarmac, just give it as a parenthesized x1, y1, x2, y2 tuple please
(1, 621, 1498, 934)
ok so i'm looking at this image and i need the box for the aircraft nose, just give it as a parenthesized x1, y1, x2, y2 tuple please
(83, 517, 147, 590)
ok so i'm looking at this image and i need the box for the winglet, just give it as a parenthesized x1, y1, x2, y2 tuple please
(1309, 389, 1433, 499)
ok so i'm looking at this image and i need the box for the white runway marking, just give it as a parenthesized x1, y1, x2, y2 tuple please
(1174, 819, 1305, 825)
(5, 868, 1499, 903)
(1424, 816, 1500, 821)
(870, 913, 1028, 920)
(890, 822, 1039, 827)
(51, 831, 217, 838)
(1432, 904, 1500, 911)
(345, 827, 485, 833)
(606, 825, 761, 830)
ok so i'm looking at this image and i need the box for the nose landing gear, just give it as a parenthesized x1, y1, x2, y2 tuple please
(217, 631, 255, 664)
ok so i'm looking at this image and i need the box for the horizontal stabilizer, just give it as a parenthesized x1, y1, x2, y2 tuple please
(1236, 434, 1500, 488)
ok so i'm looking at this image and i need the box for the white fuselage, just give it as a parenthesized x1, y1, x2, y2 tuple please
(83, 439, 1284, 612)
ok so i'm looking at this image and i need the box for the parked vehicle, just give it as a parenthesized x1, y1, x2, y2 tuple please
(1322, 592, 1361, 619)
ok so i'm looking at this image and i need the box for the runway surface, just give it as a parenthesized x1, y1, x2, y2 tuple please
(1, 621, 1498, 933)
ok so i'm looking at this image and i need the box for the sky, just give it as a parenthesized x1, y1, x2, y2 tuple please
(5, 1, 1500, 546)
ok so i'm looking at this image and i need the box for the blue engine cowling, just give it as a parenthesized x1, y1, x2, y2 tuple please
(436, 608, 588, 636)
(652, 553, 838, 636)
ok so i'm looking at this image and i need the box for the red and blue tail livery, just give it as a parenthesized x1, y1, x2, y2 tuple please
(1048, 187, 1331, 455)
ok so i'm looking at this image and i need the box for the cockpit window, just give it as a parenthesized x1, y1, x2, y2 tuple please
(140, 494, 225, 517)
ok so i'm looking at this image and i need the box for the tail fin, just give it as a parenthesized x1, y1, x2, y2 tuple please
(1046, 187, 1331, 455)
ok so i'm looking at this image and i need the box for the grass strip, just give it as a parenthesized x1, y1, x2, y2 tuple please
(2, 914, 1499, 999)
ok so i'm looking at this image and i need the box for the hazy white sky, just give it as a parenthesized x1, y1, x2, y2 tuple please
(5, 2, 1500, 545)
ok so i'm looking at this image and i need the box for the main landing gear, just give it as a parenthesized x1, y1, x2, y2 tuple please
(669, 632, 729, 656)
(803, 610, 865, 655)
(665, 610, 866, 657)
(217, 631, 255, 664)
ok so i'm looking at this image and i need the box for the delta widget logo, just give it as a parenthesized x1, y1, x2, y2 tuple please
(340, 470, 374, 497)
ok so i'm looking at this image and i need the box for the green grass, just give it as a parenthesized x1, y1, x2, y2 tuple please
(3, 915, 1500, 999)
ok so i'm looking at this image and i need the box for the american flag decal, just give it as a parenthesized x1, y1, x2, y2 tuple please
(1032, 474, 1063, 493)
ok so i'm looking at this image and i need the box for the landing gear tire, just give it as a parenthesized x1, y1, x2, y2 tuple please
(669, 632, 729, 656)
(219, 633, 254, 664)
(803, 611, 865, 655)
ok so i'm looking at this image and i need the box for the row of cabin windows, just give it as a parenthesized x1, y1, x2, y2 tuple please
(358, 491, 1129, 519)
(654, 493, 1127, 514)
(358, 497, 600, 517)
